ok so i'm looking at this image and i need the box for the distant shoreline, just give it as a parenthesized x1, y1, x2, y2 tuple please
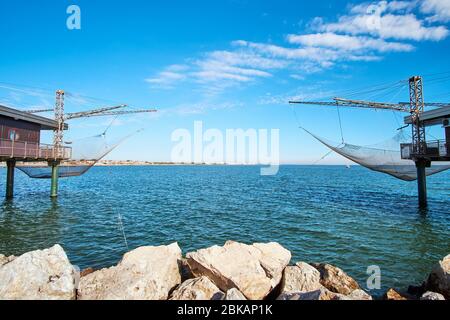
(0, 160, 357, 167)
(94, 161, 356, 167)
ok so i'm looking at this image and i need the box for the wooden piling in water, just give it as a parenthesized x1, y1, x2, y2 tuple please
(50, 161, 59, 198)
(6, 160, 16, 199)
(416, 160, 429, 208)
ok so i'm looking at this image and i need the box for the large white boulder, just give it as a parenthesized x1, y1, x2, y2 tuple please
(420, 291, 445, 300)
(77, 242, 182, 300)
(0, 254, 15, 267)
(425, 254, 450, 299)
(311, 263, 360, 295)
(0, 245, 76, 300)
(224, 288, 247, 300)
(277, 287, 343, 300)
(277, 286, 372, 300)
(346, 289, 373, 300)
(280, 262, 322, 294)
(186, 241, 291, 300)
(170, 276, 224, 300)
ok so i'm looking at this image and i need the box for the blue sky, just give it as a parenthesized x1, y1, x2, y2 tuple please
(1, 0, 450, 164)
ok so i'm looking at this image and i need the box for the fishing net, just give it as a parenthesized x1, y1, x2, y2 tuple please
(303, 128, 450, 181)
(0, 82, 147, 179)
(16, 132, 128, 179)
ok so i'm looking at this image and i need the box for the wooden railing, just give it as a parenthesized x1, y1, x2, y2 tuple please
(0, 139, 72, 160)
(401, 140, 448, 159)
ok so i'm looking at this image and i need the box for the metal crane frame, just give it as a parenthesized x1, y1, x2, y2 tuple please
(289, 75, 450, 208)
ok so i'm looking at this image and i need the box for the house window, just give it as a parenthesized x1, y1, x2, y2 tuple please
(9, 129, 18, 141)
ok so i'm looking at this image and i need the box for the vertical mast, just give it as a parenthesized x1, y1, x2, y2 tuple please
(54, 90, 65, 158)
(409, 76, 426, 156)
(408, 76, 428, 207)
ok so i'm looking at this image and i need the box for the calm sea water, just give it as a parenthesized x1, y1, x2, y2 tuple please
(0, 165, 449, 295)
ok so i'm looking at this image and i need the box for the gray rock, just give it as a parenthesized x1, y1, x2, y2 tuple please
(0, 254, 15, 267)
(0, 245, 76, 300)
(425, 254, 450, 299)
(280, 262, 321, 294)
(420, 291, 445, 300)
(347, 289, 373, 300)
(77, 242, 182, 300)
(170, 276, 224, 300)
(311, 263, 360, 295)
(277, 287, 343, 300)
(186, 241, 291, 300)
(224, 288, 247, 300)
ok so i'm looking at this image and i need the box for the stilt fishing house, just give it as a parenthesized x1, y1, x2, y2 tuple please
(0, 104, 71, 198)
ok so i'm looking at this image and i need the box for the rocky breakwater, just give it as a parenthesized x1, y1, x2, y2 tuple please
(0, 241, 448, 300)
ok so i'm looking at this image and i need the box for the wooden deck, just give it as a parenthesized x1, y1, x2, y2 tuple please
(0, 139, 71, 162)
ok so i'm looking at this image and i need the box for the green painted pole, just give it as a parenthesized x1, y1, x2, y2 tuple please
(6, 160, 16, 199)
(50, 163, 59, 198)
(416, 160, 427, 208)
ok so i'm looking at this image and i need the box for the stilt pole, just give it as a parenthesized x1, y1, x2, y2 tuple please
(416, 160, 428, 208)
(50, 161, 59, 198)
(6, 160, 16, 199)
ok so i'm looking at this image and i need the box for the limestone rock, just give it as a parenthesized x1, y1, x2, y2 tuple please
(280, 262, 321, 294)
(0, 245, 76, 300)
(277, 288, 343, 300)
(77, 242, 182, 300)
(170, 276, 224, 300)
(347, 289, 373, 300)
(186, 241, 291, 300)
(420, 291, 445, 300)
(425, 254, 450, 299)
(277, 287, 372, 301)
(224, 288, 247, 300)
(80, 267, 95, 278)
(311, 263, 360, 295)
(180, 258, 195, 282)
(0, 254, 15, 267)
(252, 242, 292, 288)
(383, 288, 408, 300)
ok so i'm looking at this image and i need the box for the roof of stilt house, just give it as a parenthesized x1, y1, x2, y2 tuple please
(0, 104, 68, 130)
(404, 106, 450, 126)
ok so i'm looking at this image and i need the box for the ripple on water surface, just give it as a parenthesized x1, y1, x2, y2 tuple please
(0, 165, 449, 296)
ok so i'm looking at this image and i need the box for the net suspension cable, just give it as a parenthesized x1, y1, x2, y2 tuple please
(288, 75, 450, 180)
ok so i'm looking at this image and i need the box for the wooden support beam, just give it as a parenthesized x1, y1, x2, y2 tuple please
(6, 160, 16, 199)
(446, 127, 450, 156)
(416, 160, 428, 208)
(49, 161, 59, 198)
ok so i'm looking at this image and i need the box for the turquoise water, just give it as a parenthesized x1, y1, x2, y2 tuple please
(0, 165, 449, 295)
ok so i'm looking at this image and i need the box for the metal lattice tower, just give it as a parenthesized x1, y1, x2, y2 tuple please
(409, 76, 426, 156)
(54, 90, 65, 157)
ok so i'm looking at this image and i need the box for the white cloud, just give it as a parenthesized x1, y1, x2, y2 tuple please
(234, 40, 340, 61)
(321, 13, 448, 41)
(421, 0, 450, 22)
(145, 1, 449, 97)
(210, 49, 288, 69)
(234, 40, 381, 64)
(290, 74, 305, 80)
(145, 64, 189, 88)
(193, 52, 273, 82)
(349, 1, 417, 15)
(287, 32, 414, 52)
(146, 51, 281, 92)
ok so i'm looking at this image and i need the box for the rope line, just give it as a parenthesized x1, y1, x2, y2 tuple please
(336, 103, 345, 144)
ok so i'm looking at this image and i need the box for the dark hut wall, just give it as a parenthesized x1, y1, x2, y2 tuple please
(0, 115, 41, 143)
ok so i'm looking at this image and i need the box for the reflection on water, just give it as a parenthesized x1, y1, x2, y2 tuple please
(0, 165, 449, 296)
